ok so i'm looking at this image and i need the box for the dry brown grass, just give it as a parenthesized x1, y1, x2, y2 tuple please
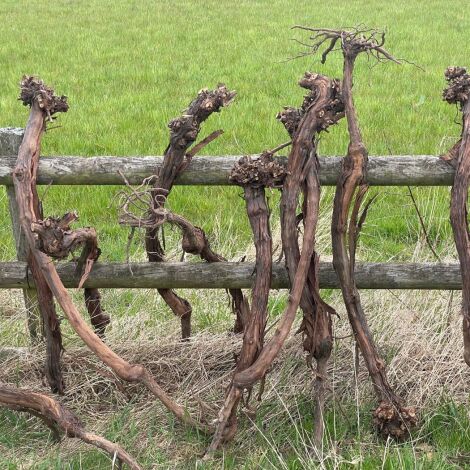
(1, 208, 469, 467)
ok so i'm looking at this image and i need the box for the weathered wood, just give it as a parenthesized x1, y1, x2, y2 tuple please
(1, 128, 41, 340)
(13, 77, 211, 430)
(445, 67, 470, 367)
(0, 128, 24, 156)
(0, 383, 142, 469)
(0, 261, 463, 290)
(0, 154, 456, 186)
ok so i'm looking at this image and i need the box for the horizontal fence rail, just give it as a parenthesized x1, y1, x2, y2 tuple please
(0, 128, 460, 296)
(0, 155, 454, 186)
(0, 261, 462, 290)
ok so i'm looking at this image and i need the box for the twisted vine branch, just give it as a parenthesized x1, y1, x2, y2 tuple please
(296, 27, 417, 438)
(204, 72, 344, 457)
(13, 76, 212, 437)
(444, 66, 470, 367)
(0, 383, 142, 469)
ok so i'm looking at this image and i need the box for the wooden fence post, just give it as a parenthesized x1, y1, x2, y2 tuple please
(1, 128, 41, 341)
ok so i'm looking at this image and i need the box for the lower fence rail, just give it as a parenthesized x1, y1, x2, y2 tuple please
(0, 261, 463, 290)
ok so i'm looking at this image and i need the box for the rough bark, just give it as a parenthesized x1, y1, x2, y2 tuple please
(13, 76, 211, 433)
(204, 73, 344, 457)
(203, 154, 284, 453)
(31, 212, 97, 263)
(16, 77, 66, 394)
(277, 73, 343, 447)
(144, 85, 246, 337)
(0, 383, 141, 469)
(120, 86, 247, 337)
(146, 236, 193, 339)
(121, 195, 251, 330)
(303, 28, 417, 438)
(444, 67, 470, 367)
(27, 253, 64, 394)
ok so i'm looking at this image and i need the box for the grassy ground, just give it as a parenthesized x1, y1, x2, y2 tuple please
(0, 0, 470, 468)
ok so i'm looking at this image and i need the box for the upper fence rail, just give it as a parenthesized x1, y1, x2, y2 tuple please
(0, 154, 455, 186)
(0, 127, 455, 186)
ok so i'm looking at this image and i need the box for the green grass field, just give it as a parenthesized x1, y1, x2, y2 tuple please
(1, 0, 470, 468)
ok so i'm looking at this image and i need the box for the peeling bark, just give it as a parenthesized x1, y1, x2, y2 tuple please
(204, 154, 284, 451)
(300, 28, 417, 438)
(204, 73, 343, 457)
(278, 74, 344, 447)
(0, 383, 141, 469)
(145, 85, 247, 337)
(14, 76, 211, 434)
(444, 67, 470, 367)
(17, 76, 66, 394)
(28, 253, 64, 394)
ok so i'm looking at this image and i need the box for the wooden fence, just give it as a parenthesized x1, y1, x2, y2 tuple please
(0, 127, 462, 297)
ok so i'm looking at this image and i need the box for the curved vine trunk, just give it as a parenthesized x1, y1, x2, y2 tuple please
(17, 78, 65, 395)
(203, 154, 281, 454)
(13, 76, 212, 434)
(277, 74, 343, 447)
(204, 73, 344, 457)
(329, 36, 416, 438)
(444, 67, 470, 367)
(146, 85, 248, 338)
